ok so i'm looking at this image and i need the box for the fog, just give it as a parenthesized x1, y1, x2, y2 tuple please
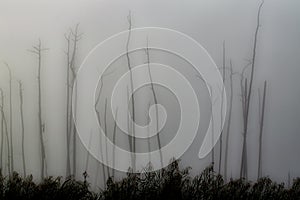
(0, 0, 300, 189)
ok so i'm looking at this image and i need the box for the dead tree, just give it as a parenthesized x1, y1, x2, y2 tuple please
(240, 0, 264, 179)
(240, 77, 248, 179)
(4, 62, 13, 173)
(210, 88, 215, 170)
(28, 39, 48, 179)
(145, 38, 163, 169)
(126, 11, 136, 171)
(0, 89, 3, 169)
(0, 88, 10, 176)
(83, 130, 93, 184)
(224, 60, 234, 182)
(70, 25, 81, 177)
(112, 107, 118, 178)
(257, 81, 267, 179)
(64, 25, 82, 178)
(126, 86, 134, 169)
(218, 41, 226, 175)
(104, 98, 111, 178)
(94, 71, 113, 185)
(146, 102, 151, 164)
(18, 81, 26, 177)
(65, 31, 72, 177)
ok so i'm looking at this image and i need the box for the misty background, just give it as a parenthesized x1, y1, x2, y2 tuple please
(0, 0, 299, 189)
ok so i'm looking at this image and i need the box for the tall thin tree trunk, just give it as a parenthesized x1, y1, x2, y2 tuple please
(95, 78, 107, 185)
(104, 98, 110, 178)
(29, 39, 48, 179)
(0, 89, 10, 176)
(70, 25, 80, 177)
(84, 130, 93, 176)
(4, 63, 13, 173)
(211, 106, 215, 170)
(38, 42, 46, 179)
(65, 32, 71, 177)
(145, 39, 163, 169)
(126, 86, 134, 169)
(224, 60, 234, 182)
(72, 82, 77, 177)
(0, 89, 4, 170)
(218, 41, 226, 175)
(126, 11, 136, 171)
(208, 85, 215, 170)
(18, 81, 26, 177)
(146, 102, 151, 164)
(240, 78, 248, 179)
(240, 0, 264, 179)
(112, 108, 118, 178)
(257, 81, 267, 179)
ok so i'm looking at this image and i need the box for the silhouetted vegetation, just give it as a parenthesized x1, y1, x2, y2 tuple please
(0, 160, 299, 200)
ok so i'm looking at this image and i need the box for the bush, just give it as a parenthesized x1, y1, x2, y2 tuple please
(0, 161, 299, 200)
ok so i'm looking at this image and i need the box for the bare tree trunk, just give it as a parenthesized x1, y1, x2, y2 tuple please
(208, 85, 215, 170)
(240, 0, 264, 179)
(126, 11, 136, 171)
(146, 102, 151, 164)
(0, 89, 3, 170)
(0, 89, 11, 176)
(70, 25, 81, 177)
(95, 78, 107, 185)
(63, 25, 81, 178)
(145, 38, 163, 169)
(224, 60, 234, 182)
(240, 78, 248, 179)
(65, 32, 72, 177)
(126, 86, 134, 169)
(18, 81, 26, 177)
(211, 105, 215, 170)
(257, 81, 267, 179)
(29, 39, 48, 179)
(84, 130, 93, 181)
(72, 82, 77, 177)
(218, 41, 226, 175)
(104, 98, 110, 178)
(4, 63, 13, 173)
(112, 108, 118, 178)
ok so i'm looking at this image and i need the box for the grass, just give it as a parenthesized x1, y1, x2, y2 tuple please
(0, 160, 299, 200)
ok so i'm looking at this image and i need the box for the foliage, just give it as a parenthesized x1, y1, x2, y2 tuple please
(0, 161, 299, 200)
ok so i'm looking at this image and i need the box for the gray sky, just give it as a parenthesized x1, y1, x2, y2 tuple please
(0, 0, 300, 187)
